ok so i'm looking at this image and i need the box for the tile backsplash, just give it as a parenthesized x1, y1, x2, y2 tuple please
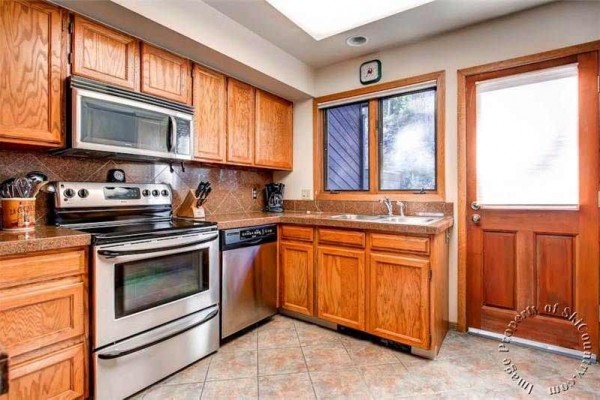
(285, 200, 454, 216)
(0, 150, 273, 224)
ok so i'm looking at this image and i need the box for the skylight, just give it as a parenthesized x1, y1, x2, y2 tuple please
(265, 0, 435, 41)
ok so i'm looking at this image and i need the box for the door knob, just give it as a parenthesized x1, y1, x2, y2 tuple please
(470, 201, 480, 210)
(471, 214, 481, 224)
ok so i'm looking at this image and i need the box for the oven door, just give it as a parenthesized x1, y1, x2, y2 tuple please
(93, 230, 218, 349)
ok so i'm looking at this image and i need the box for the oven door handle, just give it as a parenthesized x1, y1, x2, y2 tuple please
(97, 308, 218, 360)
(98, 236, 217, 259)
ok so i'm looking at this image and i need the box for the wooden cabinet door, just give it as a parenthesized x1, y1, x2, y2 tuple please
(141, 43, 191, 104)
(0, 281, 85, 358)
(0, 0, 65, 147)
(72, 15, 139, 90)
(8, 343, 85, 400)
(280, 241, 314, 316)
(193, 65, 227, 162)
(317, 246, 365, 330)
(367, 253, 430, 348)
(227, 79, 255, 165)
(254, 90, 293, 170)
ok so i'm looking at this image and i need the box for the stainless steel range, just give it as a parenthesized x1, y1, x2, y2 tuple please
(53, 182, 219, 400)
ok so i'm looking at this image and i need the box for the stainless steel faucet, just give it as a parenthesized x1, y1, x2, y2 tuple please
(397, 201, 406, 217)
(380, 197, 393, 216)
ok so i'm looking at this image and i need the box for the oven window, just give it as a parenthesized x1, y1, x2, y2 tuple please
(114, 249, 209, 318)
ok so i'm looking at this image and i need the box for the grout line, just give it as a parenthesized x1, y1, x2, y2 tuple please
(293, 319, 319, 400)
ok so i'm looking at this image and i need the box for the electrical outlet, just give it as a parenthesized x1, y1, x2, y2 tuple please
(301, 189, 312, 200)
(252, 187, 258, 199)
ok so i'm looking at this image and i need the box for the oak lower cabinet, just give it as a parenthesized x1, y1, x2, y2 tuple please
(367, 253, 430, 348)
(0, 248, 88, 399)
(279, 240, 314, 316)
(0, 0, 66, 148)
(278, 225, 449, 356)
(317, 246, 365, 330)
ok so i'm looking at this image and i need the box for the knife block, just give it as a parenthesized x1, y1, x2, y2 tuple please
(176, 190, 206, 219)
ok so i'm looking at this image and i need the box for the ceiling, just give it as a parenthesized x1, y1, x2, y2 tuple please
(204, 0, 555, 68)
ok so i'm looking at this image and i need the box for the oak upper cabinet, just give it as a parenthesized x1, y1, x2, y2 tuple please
(227, 79, 255, 165)
(72, 15, 140, 90)
(317, 246, 366, 330)
(141, 43, 192, 104)
(193, 65, 227, 162)
(0, 0, 65, 147)
(254, 90, 293, 170)
(367, 252, 430, 348)
(279, 233, 314, 316)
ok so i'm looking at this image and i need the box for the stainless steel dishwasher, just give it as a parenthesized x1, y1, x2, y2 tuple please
(220, 224, 278, 339)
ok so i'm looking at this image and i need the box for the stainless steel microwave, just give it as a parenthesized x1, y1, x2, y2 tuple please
(55, 77, 193, 161)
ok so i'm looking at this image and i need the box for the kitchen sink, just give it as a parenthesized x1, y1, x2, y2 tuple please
(330, 214, 442, 225)
(330, 214, 385, 221)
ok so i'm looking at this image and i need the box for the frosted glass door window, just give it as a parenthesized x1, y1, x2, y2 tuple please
(475, 64, 579, 207)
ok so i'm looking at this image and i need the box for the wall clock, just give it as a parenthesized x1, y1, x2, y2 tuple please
(360, 60, 382, 85)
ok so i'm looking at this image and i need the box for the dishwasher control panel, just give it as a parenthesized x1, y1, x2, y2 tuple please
(220, 224, 277, 250)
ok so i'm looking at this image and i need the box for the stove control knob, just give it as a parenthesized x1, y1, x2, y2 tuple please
(78, 189, 89, 198)
(64, 188, 75, 198)
(142, 189, 150, 197)
(151, 189, 160, 197)
(161, 189, 169, 197)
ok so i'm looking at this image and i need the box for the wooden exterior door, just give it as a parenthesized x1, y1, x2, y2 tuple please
(141, 43, 191, 104)
(193, 65, 227, 163)
(317, 246, 365, 330)
(367, 253, 430, 348)
(72, 16, 139, 90)
(255, 90, 293, 170)
(227, 79, 255, 165)
(0, 0, 65, 147)
(466, 52, 599, 353)
(279, 241, 314, 316)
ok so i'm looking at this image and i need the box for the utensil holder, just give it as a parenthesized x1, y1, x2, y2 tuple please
(1, 198, 36, 232)
(176, 190, 206, 219)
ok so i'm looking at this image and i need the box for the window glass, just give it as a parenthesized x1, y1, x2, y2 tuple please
(324, 102, 369, 191)
(476, 64, 578, 207)
(379, 88, 436, 191)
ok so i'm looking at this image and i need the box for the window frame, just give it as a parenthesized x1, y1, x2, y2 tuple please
(313, 70, 446, 202)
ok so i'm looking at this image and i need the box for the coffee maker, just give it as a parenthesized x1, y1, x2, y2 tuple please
(265, 183, 284, 212)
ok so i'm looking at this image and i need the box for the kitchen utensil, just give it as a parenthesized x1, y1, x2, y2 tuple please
(0, 178, 15, 198)
(198, 187, 211, 207)
(25, 171, 48, 184)
(31, 181, 50, 198)
(13, 177, 32, 198)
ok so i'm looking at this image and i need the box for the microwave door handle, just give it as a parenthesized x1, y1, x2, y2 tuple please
(98, 235, 217, 259)
(167, 116, 176, 152)
(97, 308, 219, 360)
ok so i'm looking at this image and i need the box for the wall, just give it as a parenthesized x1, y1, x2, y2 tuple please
(0, 150, 272, 224)
(278, 0, 600, 323)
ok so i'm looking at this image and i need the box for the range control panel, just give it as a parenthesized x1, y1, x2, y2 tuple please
(54, 182, 172, 209)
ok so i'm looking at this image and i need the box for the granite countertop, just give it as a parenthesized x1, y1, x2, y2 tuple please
(208, 212, 453, 235)
(0, 226, 91, 257)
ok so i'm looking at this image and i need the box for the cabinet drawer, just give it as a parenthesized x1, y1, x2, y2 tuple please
(318, 228, 365, 248)
(0, 250, 86, 289)
(281, 225, 314, 242)
(370, 233, 430, 255)
(0, 281, 85, 358)
(8, 343, 85, 400)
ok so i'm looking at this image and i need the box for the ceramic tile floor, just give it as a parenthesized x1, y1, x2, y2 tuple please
(130, 315, 600, 399)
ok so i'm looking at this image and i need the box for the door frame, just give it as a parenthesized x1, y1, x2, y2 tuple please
(457, 40, 600, 334)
